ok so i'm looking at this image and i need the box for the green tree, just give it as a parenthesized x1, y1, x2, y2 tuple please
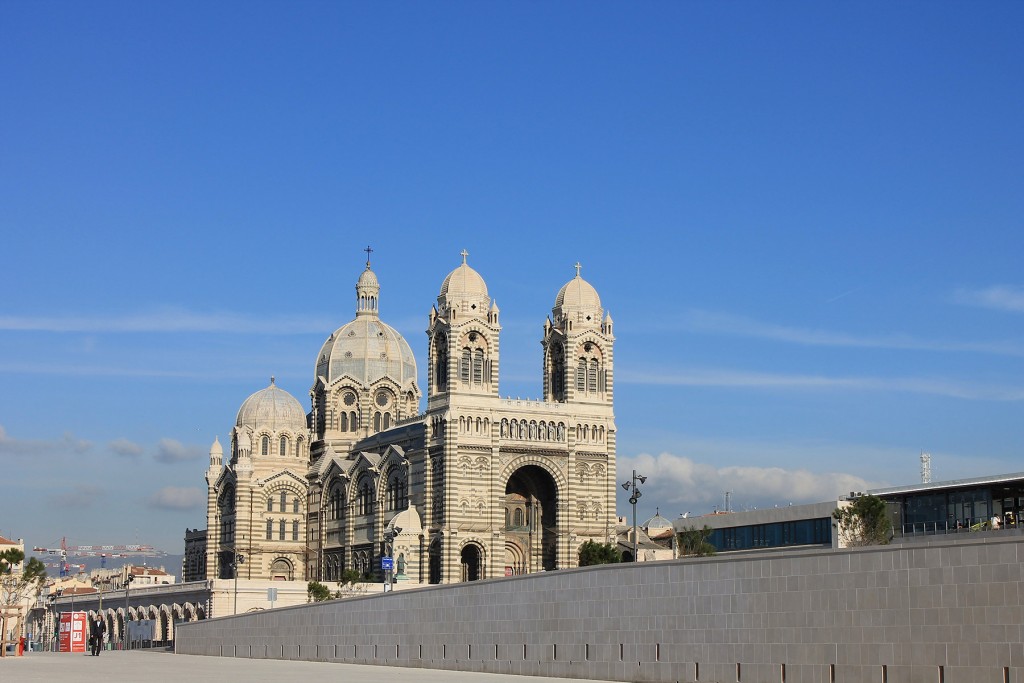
(833, 494, 891, 547)
(306, 580, 332, 602)
(338, 568, 362, 586)
(677, 525, 716, 557)
(0, 549, 47, 657)
(577, 540, 621, 566)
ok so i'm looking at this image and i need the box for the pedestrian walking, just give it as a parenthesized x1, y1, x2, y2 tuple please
(89, 615, 105, 656)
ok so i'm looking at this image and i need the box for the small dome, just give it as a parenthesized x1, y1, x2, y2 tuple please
(235, 378, 307, 433)
(438, 250, 489, 312)
(209, 437, 223, 457)
(357, 265, 379, 289)
(553, 263, 603, 327)
(643, 508, 674, 533)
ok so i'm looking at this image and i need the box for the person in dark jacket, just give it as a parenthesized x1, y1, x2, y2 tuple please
(89, 615, 106, 656)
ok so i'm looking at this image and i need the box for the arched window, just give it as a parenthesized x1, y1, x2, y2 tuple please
(280, 491, 287, 510)
(267, 497, 273, 512)
(576, 359, 586, 391)
(434, 333, 449, 391)
(340, 412, 348, 431)
(386, 474, 408, 510)
(266, 519, 273, 540)
(280, 436, 288, 456)
(589, 359, 599, 393)
(373, 412, 382, 432)
(296, 436, 304, 456)
(383, 412, 391, 430)
(328, 488, 340, 520)
(278, 519, 285, 541)
(460, 348, 471, 384)
(550, 342, 565, 401)
(513, 508, 524, 527)
(358, 480, 372, 515)
(293, 497, 299, 514)
(292, 520, 299, 541)
(472, 349, 483, 384)
(261, 436, 269, 456)
(349, 411, 357, 431)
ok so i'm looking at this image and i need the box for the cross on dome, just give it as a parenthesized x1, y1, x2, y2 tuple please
(575, 262, 582, 277)
(364, 245, 373, 267)
(461, 249, 469, 264)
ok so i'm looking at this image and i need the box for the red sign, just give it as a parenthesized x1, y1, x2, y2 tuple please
(59, 612, 87, 653)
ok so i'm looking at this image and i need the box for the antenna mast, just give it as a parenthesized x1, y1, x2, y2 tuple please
(921, 451, 932, 484)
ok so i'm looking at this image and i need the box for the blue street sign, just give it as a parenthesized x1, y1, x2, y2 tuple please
(381, 557, 393, 571)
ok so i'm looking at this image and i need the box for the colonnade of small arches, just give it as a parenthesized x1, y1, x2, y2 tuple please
(575, 423, 607, 443)
(457, 414, 491, 435)
(86, 601, 207, 645)
(255, 431, 307, 459)
(500, 418, 567, 442)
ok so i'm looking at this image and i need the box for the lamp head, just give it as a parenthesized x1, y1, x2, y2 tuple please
(393, 526, 402, 535)
(637, 475, 647, 484)
(622, 481, 631, 491)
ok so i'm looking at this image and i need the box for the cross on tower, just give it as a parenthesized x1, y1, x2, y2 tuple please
(364, 245, 373, 265)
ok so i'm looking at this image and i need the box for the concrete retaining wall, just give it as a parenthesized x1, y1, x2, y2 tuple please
(175, 535, 1024, 683)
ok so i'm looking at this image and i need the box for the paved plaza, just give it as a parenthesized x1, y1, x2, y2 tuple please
(0, 650, 615, 683)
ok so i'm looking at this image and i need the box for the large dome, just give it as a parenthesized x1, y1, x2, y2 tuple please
(438, 250, 489, 312)
(236, 378, 307, 432)
(316, 317, 417, 387)
(316, 259, 417, 388)
(553, 264, 603, 326)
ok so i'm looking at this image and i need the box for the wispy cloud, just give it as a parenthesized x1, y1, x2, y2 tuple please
(0, 308, 336, 334)
(618, 452, 885, 513)
(109, 438, 144, 458)
(154, 438, 205, 464)
(618, 368, 1024, 401)
(0, 425, 92, 456)
(147, 486, 205, 510)
(682, 310, 1024, 356)
(48, 484, 105, 508)
(953, 286, 1024, 314)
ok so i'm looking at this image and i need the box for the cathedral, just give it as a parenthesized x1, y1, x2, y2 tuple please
(203, 251, 617, 585)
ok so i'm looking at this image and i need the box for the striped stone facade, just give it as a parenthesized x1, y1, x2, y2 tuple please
(207, 253, 617, 587)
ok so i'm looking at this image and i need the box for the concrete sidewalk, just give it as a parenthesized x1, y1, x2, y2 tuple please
(0, 650, 616, 683)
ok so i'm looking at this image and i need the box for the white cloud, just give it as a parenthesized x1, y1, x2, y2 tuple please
(619, 451, 884, 514)
(109, 438, 144, 458)
(681, 309, 1024, 356)
(147, 486, 205, 510)
(154, 438, 204, 464)
(617, 368, 1024, 401)
(0, 308, 336, 334)
(953, 286, 1024, 314)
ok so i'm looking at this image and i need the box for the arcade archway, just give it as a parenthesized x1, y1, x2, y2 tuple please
(504, 464, 559, 572)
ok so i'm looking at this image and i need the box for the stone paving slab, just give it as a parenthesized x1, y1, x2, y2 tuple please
(0, 650, 617, 683)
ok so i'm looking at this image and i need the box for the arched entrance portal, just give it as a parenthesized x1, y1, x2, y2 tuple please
(460, 543, 482, 581)
(504, 464, 559, 573)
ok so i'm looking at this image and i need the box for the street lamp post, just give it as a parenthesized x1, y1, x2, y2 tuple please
(232, 553, 245, 614)
(621, 470, 647, 562)
(382, 527, 402, 592)
(46, 593, 58, 652)
(123, 573, 133, 650)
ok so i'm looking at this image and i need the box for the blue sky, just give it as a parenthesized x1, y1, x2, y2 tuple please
(1, 2, 1022, 554)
